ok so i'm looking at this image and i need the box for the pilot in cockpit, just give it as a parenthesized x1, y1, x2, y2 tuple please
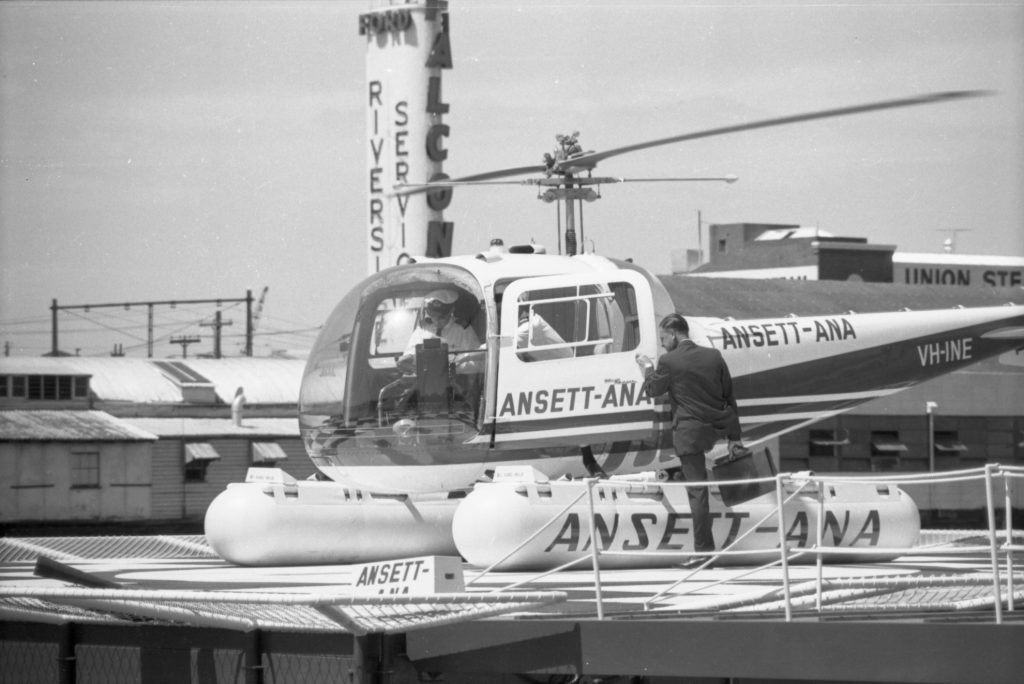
(397, 288, 483, 374)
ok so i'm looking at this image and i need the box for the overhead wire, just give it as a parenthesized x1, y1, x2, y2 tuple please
(3, 299, 321, 358)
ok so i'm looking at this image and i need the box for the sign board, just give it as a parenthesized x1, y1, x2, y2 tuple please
(350, 555, 465, 596)
(244, 467, 295, 485)
(362, 1, 453, 272)
(492, 465, 550, 483)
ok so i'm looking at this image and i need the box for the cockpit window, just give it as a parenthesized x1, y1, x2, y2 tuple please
(369, 294, 425, 366)
(301, 263, 487, 441)
(367, 290, 483, 368)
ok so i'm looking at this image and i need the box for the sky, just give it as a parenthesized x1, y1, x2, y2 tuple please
(2, 0, 1022, 358)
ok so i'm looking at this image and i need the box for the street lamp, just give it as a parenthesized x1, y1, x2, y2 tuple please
(926, 401, 938, 472)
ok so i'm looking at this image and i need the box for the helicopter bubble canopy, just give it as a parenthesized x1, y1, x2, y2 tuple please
(298, 263, 490, 490)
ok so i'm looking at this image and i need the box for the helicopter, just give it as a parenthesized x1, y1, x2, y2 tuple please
(205, 90, 1024, 568)
(298, 89, 1018, 493)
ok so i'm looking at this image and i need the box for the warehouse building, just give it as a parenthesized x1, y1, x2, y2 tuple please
(0, 357, 313, 530)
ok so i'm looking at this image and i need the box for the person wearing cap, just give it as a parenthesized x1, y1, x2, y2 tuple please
(400, 289, 482, 372)
(635, 313, 744, 568)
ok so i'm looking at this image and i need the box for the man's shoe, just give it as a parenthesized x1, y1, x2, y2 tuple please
(679, 553, 715, 569)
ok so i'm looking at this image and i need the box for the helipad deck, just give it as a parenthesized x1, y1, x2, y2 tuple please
(0, 530, 1021, 683)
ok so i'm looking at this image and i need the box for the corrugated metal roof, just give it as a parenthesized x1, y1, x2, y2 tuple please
(179, 358, 304, 404)
(0, 357, 305, 405)
(122, 417, 299, 438)
(0, 411, 157, 442)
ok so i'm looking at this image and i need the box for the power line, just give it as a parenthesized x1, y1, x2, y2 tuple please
(49, 292, 256, 357)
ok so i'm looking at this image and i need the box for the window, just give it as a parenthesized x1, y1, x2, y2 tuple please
(933, 431, 967, 454)
(42, 375, 57, 399)
(933, 430, 968, 467)
(514, 281, 639, 362)
(71, 450, 100, 488)
(871, 430, 909, 471)
(1, 375, 89, 401)
(870, 431, 908, 456)
(809, 428, 848, 458)
(184, 442, 220, 482)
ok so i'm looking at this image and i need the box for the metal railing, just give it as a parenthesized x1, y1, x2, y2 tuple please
(0, 587, 567, 636)
(473, 464, 1023, 624)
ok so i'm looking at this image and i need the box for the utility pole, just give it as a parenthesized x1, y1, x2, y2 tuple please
(170, 335, 201, 359)
(49, 293, 253, 357)
(245, 289, 253, 357)
(200, 311, 233, 359)
(697, 210, 703, 265)
(51, 299, 58, 356)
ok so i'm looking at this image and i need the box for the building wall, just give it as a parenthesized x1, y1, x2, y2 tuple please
(818, 248, 893, 282)
(150, 436, 315, 522)
(776, 413, 1024, 515)
(0, 433, 318, 525)
(707, 224, 819, 271)
(894, 257, 1024, 289)
(0, 441, 151, 522)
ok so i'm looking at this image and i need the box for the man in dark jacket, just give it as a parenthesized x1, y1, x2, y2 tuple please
(636, 314, 744, 565)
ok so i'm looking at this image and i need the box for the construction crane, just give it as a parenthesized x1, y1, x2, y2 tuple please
(252, 286, 269, 332)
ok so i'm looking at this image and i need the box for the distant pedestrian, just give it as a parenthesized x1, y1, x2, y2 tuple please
(231, 386, 246, 427)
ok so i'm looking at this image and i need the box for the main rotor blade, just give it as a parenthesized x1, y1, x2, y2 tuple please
(393, 178, 538, 193)
(392, 164, 548, 196)
(559, 90, 991, 171)
(393, 174, 738, 195)
(610, 175, 739, 184)
(452, 164, 549, 182)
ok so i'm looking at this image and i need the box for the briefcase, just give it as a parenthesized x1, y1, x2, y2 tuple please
(712, 446, 777, 507)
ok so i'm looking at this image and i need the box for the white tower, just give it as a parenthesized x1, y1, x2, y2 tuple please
(360, 0, 453, 273)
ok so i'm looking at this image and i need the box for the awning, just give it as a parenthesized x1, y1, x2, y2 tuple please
(810, 437, 851, 446)
(934, 441, 968, 453)
(871, 441, 908, 453)
(809, 428, 850, 447)
(185, 442, 221, 464)
(253, 442, 288, 463)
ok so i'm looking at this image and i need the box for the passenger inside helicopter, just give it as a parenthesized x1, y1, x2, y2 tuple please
(515, 304, 573, 361)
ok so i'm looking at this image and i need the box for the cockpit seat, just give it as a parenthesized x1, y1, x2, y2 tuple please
(415, 338, 450, 413)
(377, 339, 452, 425)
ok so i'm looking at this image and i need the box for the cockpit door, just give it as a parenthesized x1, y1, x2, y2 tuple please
(491, 269, 660, 449)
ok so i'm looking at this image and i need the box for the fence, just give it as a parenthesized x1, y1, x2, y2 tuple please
(470, 463, 1024, 623)
(1, 465, 1021, 683)
(0, 590, 565, 684)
